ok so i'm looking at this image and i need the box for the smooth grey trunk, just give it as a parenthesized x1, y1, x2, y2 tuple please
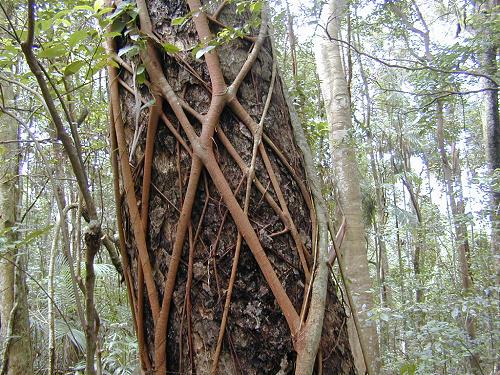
(315, 0, 380, 372)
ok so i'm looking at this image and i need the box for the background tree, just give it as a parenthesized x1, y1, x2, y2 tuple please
(315, 0, 380, 373)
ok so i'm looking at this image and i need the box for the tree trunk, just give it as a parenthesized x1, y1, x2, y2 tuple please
(357, 41, 391, 352)
(0, 33, 33, 374)
(315, 0, 380, 373)
(106, 1, 355, 374)
(435, 100, 481, 373)
(478, 0, 499, 291)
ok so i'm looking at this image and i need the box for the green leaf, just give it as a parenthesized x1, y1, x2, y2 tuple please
(194, 44, 216, 59)
(96, 6, 114, 17)
(68, 30, 88, 47)
(73, 5, 94, 12)
(110, 18, 127, 33)
(64, 60, 86, 76)
(117, 44, 139, 57)
(400, 362, 417, 375)
(38, 45, 66, 58)
(162, 42, 181, 54)
(94, 0, 105, 12)
(108, 0, 133, 20)
(90, 57, 109, 75)
(38, 19, 53, 31)
(136, 70, 146, 85)
(250, 1, 263, 14)
(104, 31, 122, 38)
(171, 16, 186, 26)
(54, 9, 71, 19)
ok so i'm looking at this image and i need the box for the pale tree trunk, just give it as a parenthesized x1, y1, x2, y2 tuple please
(477, 0, 500, 290)
(0, 92, 16, 357)
(316, 0, 380, 373)
(357, 42, 392, 351)
(0, 39, 33, 375)
(436, 101, 481, 374)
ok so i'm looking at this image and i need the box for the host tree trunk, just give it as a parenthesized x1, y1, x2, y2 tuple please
(315, 0, 380, 373)
(105, 0, 355, 374)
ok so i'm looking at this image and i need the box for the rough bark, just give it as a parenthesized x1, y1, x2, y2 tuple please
(315, 0, 380, 373)
(107, 0, 355, 374)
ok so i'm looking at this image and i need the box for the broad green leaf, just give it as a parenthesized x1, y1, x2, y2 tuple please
(110, 18, 127, 33)
(90, 57, 109, 75)
(117, 44, 139, 57)
(104, 31, 122, 38)
(171, 16, 186, 26)
(68, 30, 88, 47)
(38, 45, 66, 58)
(162, 42, 181, 54)
(64, 60, 86, 76)
(38, 19, 53, 31)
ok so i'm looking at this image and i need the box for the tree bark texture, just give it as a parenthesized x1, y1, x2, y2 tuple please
(315, 0, 380, 373)
(106, 0, 355, 374)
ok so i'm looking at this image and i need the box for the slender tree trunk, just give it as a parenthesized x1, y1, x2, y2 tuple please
(0, 49, 33, 375)
(316, 0, 380, 373)
(477, 0, 500, 289)
(106, 1, 355, 374)
(357, 42, 391, 352)
(436, 101, 481, 374)
(0, 86, 17, 360)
